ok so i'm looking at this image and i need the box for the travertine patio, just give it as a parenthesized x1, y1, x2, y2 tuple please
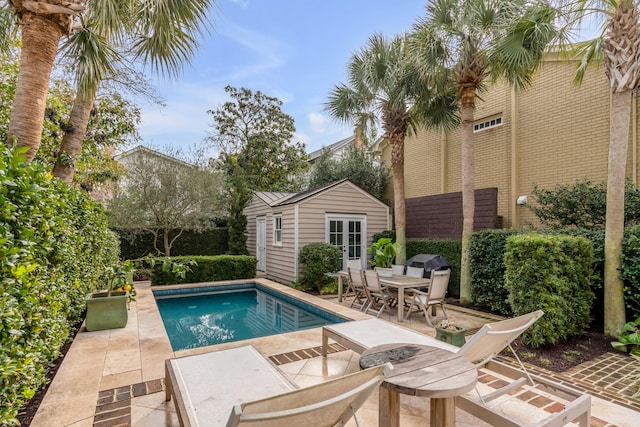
(29, 280, 639, 427)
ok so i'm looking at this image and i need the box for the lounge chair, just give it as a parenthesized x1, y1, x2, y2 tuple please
(165, 344, 390, 427)
(322, 312, 591, 426)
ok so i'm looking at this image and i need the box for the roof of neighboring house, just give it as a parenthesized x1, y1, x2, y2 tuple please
(253, 179, 386, 209)
(114, 145, 194, 168)
(307, 135, 355, 163)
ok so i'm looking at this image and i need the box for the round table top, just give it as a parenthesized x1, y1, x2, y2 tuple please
(360, 343, 477, 398)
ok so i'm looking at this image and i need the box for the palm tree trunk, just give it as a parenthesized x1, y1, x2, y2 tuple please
(459, 87, 476, 305)
(390, 132, 407, 264)
(52, 90, 96, 183)
(7, 13, 64, 161)
(604, 90, 630, 337)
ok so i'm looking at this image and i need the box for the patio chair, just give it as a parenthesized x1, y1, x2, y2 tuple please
(342, 259, 362, 302)
(362, 269, 395, 317)
(321, 312, 591, 427)
(392, 264, 405, 275)
(405, 266, 424, 278)
(403, 269, 450, 326)
(166, 345, 391, 427)
(347, 267, 368, 311)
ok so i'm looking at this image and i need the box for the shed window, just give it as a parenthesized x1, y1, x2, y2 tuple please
(273, 215, 282, 246)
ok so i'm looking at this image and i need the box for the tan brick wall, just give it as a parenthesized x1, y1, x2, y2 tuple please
(387, 57, 640, 230)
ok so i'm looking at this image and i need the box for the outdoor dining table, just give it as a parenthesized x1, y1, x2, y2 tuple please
(359, 343, 478, 427)
(337, 272, 429, 322)
(378, 274, 430, 322)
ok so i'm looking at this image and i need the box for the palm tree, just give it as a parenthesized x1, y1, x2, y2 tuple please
(2, 0, 215, 169)
(326, 33, 457, 264)
(568, 0, 640, 336)
(410, 0, 559, 304)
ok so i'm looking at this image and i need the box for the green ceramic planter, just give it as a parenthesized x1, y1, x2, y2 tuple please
(85, 291, 128, 332)
(435, 326, 467, 347)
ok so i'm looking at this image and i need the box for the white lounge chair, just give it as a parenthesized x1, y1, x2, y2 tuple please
(166, 345, 390, 427)
(322, 312, 592, 427)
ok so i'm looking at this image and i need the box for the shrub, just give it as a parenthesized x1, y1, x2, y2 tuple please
(373, 230, 396, 243)
(621, 226, 640, 319)
(150, 255, 256, 285)
(505, 233, 594, 347)
(470, 230, 522, 315)
(0, 147, 118, 424)
(114, 227, 229, 259)
(298, 242, 342, 292)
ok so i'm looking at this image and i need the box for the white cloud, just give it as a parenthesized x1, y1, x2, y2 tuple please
(294, 132, 312, 148)
(308, 112, 330, 133)
(231, 0, 249, 8)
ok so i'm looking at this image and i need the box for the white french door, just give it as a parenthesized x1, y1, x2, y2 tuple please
(326, 215, 366, 270)
(256, 217, 266, 271)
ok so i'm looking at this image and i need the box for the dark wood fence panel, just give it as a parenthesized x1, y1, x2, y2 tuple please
(406, 188, 498, 238)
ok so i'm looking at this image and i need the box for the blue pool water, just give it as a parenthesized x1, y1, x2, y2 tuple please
(154, 284, 346, 351)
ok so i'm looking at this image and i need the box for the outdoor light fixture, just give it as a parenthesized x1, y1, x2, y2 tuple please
(516, 195, 528, 205)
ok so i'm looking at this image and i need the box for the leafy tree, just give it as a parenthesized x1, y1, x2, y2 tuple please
(107, 148, 225, 256)
(529, 180, 640, 230)
(564, 0, 640, 337)
(224, 155, 252, 255)
(326, 33, 457, 264)
(308, 144, 390, 200)
(0, 49, 140, 190)
(410, 0, 560, 304)
(1, 0, 215, 171)
(207, 85, 309, 192)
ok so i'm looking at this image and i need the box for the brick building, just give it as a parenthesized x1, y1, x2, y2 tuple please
(380, 54, 640, 236)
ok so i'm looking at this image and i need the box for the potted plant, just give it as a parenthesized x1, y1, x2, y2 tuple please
(611, 317, 640, 356)
(368, 237, 401, 277)
(435, 320, 467, 347)
(85, 260, 137, 332)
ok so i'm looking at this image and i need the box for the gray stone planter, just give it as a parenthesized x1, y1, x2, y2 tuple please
(85, 291, 128, 332)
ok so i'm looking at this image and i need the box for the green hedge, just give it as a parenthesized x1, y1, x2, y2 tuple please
(298, 242, 342, 292)
(505, 233, 594, 347)
(621, 226, 640, 319)
(0, 147, 119, 425)
(113, 227, 229, 259)
(470, 229, 605, 321)
(150, 255, 257, 285)
(407, 238, 462, 298)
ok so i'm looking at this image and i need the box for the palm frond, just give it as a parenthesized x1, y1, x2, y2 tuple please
(573, 37, 604, 85)
(131, 0, 215, 78)
(60, 27, 120, 98)
(0, 3, 18, 53)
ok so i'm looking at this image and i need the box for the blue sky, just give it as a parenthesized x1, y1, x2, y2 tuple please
(138, 0, 426, 156)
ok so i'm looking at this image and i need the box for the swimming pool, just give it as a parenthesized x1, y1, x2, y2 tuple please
(153, 283, 347, 351)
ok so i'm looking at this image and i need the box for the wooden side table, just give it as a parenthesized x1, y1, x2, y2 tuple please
(359, 343, 477, 427)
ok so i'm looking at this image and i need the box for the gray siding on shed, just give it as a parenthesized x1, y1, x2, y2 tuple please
(244, 180, 390, 284)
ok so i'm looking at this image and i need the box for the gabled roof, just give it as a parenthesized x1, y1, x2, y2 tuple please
(308, 135, 355, 163)
(114, 145, 193, 168)
(271, 179, 350, 206)
(254, 191, 296, 207)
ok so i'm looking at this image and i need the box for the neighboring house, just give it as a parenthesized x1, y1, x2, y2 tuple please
(380, 55, 639, 237)
(244, 179, 390, 284)
(112, 145, 194, 195)
(307, 135, 356, 164)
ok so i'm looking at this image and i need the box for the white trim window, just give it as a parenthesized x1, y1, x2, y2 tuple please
(474, 115, 503, 132)
(273, 214, 282, 246)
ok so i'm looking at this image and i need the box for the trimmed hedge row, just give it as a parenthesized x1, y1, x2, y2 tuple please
(150, 255, 257, 285)
(1, 148, 119, 425)
(113, 227, 229, 259)
(505, 233, 594, 347)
